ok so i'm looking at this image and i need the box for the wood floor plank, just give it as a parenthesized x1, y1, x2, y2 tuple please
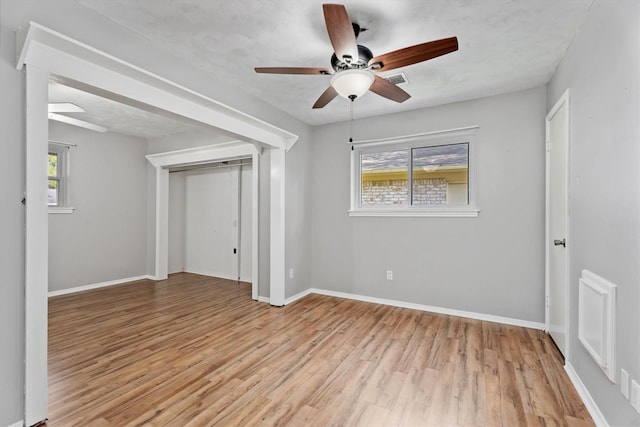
(46, 273, 594, 426)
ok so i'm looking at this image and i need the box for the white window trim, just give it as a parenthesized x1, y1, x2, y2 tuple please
(48, 207, 75, 214)
(48, 141, 75, 214)
(349, 126, 479, 217)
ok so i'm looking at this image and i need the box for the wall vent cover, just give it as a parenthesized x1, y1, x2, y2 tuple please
(385, 72, 409, 85)
(578, 269, 617, 383)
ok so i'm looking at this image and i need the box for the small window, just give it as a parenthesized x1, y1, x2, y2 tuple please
(48, 151, 60, 206)
(350, 128, 478, 217)
(361, 149, 409, 207)
(411, 143, 469, 206)
(48, 142, 73, 213)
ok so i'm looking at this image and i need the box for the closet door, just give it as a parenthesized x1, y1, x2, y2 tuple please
(184, 167, 239, 280)
(239, 165, 253, 282)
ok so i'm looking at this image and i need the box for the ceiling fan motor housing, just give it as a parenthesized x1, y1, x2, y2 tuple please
(331, 44, 373, 71)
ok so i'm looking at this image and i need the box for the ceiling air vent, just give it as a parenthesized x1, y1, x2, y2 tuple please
(385, 72, 409, 86)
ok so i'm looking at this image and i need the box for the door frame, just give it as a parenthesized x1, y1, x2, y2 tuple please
(545, 88, 571, 358)
(19, 23, 295, 426)
(146, 143, 259, 298)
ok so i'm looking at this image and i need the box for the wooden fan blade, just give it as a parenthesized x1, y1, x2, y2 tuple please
(369, 37, 458, 72)
(313, 85, 338, 109)
(255, 67, 332, 75)
(369, 75, 411, 103)
(322, 4, 358, 63)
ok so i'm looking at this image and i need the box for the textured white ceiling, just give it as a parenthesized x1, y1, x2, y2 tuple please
(49, 80, 209, 139)
(68, 0, 593, 133)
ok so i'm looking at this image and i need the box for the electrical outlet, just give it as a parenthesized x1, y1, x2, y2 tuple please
(289, 268, 294, 279)
(631, 379, 640, 414)
(386, 270, 393, 280)
(621, 369, 630, 399)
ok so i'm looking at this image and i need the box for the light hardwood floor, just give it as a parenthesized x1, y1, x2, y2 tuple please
(47, 273, 593, 426)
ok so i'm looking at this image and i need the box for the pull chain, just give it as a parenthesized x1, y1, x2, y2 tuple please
(349, 98, 354, 143)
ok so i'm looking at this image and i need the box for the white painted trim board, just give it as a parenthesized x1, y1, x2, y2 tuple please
(16, 22, 299, 150)
(277, 288, 544, 330)
(48, 275, 154, 297)
(565, 363, 609, 427)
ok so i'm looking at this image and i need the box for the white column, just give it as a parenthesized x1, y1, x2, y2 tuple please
(155, 167, 169, 280)
(252, 151, 260, 300)
(269, 148, 286, 306)
(24, 64, 49, 427)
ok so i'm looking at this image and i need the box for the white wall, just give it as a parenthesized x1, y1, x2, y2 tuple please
(48, 122, 148, 292)
(310, 87, 547, 322)
(285, 135, 313, 298)
(547, 0, 640, 425)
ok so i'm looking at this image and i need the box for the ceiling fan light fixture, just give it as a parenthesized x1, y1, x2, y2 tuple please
(330, 69, 374, 100)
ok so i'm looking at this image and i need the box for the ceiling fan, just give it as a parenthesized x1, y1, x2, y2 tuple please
(255, 4, 458, 109)
(48, 102, 108, 133)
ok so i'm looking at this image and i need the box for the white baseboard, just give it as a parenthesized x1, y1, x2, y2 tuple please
(6, 420, 24, 427)
(258, 291, 314, 305)
(182, 269, 237, 282)
(242, 287, 544, 330)
(48, 275, 153, 297)
(284, 288, 313, 305)
(284, 288, 544, 330)
(564, 363, 609, 427)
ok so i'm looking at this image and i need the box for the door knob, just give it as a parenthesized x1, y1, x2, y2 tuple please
(553, 239, 566, 247)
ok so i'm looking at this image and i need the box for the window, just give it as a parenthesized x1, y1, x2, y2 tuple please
(350, 127, 478, 217)
(48, 151, 60, 206)
(48, 142, 73, 213)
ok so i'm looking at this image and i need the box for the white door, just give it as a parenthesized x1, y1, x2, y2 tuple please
(184, 167, 239, 280)
(546, 90, 570, 356)
(239, 165, 253, 282)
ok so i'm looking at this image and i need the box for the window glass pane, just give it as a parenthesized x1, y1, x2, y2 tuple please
(361, 150, 409, 207)
(48, 180, 58, 206)
(412, 143, 468, 205)
(48, 153, 58, 178)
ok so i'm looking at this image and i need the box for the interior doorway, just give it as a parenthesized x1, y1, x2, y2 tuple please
(545, 89, 570, 358)
(20, 23, 296, 426)
(169, 160, 253, 282)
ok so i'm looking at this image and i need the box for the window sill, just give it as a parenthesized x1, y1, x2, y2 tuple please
(48, 207, 75, 214)
(348, 208, 479, 218)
